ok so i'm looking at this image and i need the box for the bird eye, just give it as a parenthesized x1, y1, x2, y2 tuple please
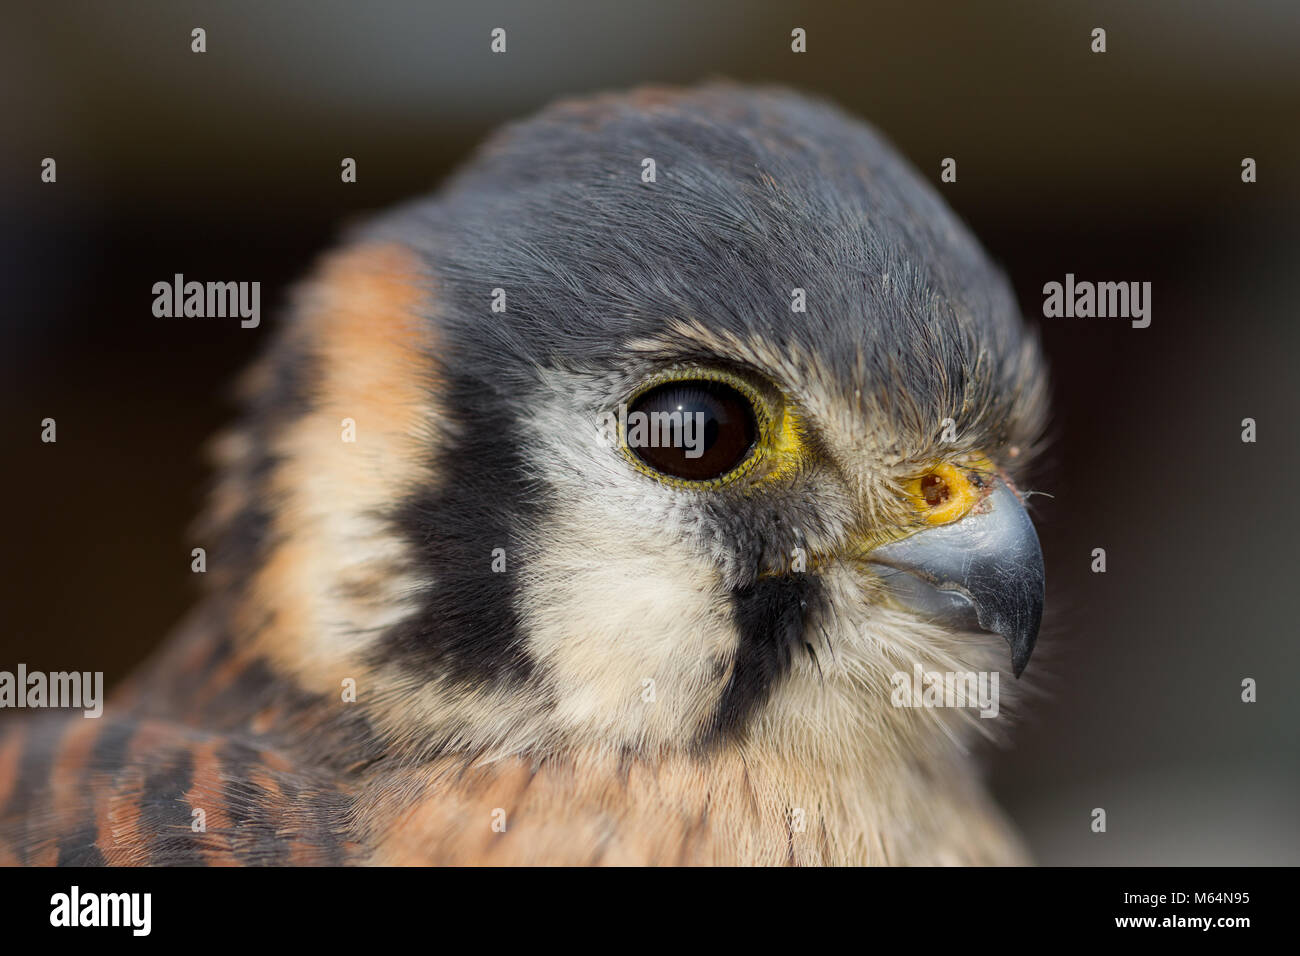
(624, 379, 759, 482)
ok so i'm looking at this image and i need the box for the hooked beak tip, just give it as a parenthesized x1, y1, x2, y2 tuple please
(867, 480, 1045, 677)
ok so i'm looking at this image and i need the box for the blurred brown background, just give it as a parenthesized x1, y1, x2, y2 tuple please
(2, 0, 1297, 863)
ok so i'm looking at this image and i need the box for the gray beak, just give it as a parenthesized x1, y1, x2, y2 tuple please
(866, 480, 1045, 676)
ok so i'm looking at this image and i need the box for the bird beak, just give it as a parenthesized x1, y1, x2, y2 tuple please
(866, 477, 1045, 677)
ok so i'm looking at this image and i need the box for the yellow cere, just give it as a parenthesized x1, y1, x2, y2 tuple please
(904, 457, 994, 526)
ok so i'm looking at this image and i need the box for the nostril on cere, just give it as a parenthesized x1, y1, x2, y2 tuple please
(921, 473, 951, 508)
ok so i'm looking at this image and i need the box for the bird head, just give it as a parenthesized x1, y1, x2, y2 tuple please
(206, 85, 1049, 766)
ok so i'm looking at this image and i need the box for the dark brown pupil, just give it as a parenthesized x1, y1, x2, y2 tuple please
(626, 381, 757, 481)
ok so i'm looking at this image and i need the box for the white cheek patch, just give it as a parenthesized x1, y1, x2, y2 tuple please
(519, 498, 739, 749)
(514, 375, 747, 748)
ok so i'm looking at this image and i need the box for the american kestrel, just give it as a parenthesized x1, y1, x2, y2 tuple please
(1, 84, 1047, 865)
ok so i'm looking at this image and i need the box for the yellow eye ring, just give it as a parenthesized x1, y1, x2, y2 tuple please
(617, 367, 805, 490)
